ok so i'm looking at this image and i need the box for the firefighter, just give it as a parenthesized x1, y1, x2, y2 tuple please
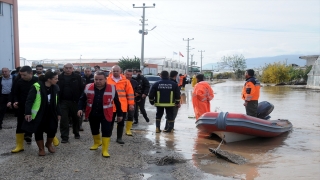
(192, 74, 214, 120)
(242, 69, 260, 117)
(149, 71, 180, 133)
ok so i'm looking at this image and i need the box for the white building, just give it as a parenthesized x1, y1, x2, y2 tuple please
(145, 57, 186, 74)
(0, 0, 20, 70)
(300, 55, 320, 89)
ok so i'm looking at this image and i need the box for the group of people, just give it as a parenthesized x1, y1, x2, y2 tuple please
(0, 63, 260, 157)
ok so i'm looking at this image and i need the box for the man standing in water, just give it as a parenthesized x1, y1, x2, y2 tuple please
(192, 74, 214, 120)
(242, 69, 260, 117)
(149, 71, 180, 133)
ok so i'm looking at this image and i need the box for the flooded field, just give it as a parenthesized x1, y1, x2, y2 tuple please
(144, 80, 320, 180)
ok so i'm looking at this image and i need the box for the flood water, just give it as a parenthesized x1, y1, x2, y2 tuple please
(144, 80, 320, 180)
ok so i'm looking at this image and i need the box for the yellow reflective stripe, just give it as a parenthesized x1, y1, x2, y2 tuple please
(170, 91, 173, 104)
(155, 103, 175, 107)
(157, 91, 160, 104)
(31, 83, 41, 120)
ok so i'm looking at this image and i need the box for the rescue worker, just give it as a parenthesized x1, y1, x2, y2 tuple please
(164, 70, 181, 132)
(192, 74, 214, 120)
(23, 71, 61, 156)
(133, 69, 150, 124)
(11, 66, 38, 152)
(178, 74, 184, 90)
(149, 71, 180, 133)
(191, 74, 197, 87)
(124, 69, 138, 135)
(78, 71, 123, 158)
(107, 65, 134, 144)
(242, 69, 260, 117)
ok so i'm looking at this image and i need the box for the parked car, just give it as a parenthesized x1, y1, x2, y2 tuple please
(144, 75, 161, 87)
(186, 75, 191, 84)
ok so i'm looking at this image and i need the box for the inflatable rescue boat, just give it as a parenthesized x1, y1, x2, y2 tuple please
(195, 101, 292, 143)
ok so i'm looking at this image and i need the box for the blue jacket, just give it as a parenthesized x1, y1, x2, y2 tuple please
(149, 78, 180, 107)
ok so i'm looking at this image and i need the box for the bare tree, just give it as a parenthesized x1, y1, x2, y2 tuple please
(220, 54, 247, 71)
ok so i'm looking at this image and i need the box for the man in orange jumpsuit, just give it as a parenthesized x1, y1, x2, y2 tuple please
(107, 65, 135, 144)
(242, 69, 260, 117)
(192, 74, 214, 120)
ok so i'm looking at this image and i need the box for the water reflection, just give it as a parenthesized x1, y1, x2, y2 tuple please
(145, 80, 320, 179)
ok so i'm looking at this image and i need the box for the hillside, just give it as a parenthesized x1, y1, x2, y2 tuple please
(202, 54, 308, 70)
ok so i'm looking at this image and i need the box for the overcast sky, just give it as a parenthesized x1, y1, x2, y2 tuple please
(18, 0, 320, 65)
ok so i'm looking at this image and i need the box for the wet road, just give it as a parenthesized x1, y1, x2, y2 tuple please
(143, 80, 320, 180)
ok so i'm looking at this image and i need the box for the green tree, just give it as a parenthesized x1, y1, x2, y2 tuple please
(118, 56, 140, 71)
(261, 62, 290, 84)
(220, 54, 247, 79)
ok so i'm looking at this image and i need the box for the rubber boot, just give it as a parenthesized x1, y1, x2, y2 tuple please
(36, 140, 46, 156)
(45, 138, 56, 153)
(164, 121, 174, 133)
(90, 134, 102, 150)
(101, 137, 110, 158)
(156, 119, 161, 133)
(116, 125, 125, 144)
(11, 133, 25, 153)
(125, 121, 133, 136)
(53, 136, 60, 147)
(164, 120, 168, 131)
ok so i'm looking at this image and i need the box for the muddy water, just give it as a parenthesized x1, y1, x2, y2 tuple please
(144, 80, 320, 180)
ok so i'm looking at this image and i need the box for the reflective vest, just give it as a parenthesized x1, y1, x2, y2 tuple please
(178, 75, 184, 86)
(106, 73, 134, 112)
(31, 82, 57, 120)
(242, 77, 260, 101)
(84, 83, 116, 122)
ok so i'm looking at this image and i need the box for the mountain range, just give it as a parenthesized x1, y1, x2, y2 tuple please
(202, 54, 311, 70)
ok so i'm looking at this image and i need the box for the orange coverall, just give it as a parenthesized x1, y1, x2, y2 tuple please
(192, 81, 214, 120)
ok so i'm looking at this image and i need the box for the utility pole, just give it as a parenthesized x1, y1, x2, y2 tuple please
(133, 3, 155, 70)
(183, 38, 194, 75)
(190, 54, 194, 75)
(198, 50, 205, 73)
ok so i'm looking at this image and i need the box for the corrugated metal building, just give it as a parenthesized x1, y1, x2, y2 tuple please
(0, 0, 20, 70)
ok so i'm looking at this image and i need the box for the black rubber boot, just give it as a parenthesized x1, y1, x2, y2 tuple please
(164, 121, 174, 133)
(116, 125, 124, 144)
(156, 119, 161, 133)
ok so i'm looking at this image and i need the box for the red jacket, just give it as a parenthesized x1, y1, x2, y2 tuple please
(84, 83, 116, 122)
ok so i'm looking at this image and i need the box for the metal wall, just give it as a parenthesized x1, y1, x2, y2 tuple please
(0, 2, 15, 70)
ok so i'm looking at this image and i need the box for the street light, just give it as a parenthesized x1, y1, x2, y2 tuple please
(133, 3, 155, 70)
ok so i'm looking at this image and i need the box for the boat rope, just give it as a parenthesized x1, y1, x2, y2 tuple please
(213, 140, 224, 153)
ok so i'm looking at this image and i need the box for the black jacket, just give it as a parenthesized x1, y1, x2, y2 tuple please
(13, 76, 38, 106)
(133, 75, 150, 96)
(149, 78, 180, 107)
(57, 72, 83, 102)
(82, 74, 94, 85)
(22, 81, 61, 133)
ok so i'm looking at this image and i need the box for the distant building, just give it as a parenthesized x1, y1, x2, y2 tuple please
(0, 0, 20, 69)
